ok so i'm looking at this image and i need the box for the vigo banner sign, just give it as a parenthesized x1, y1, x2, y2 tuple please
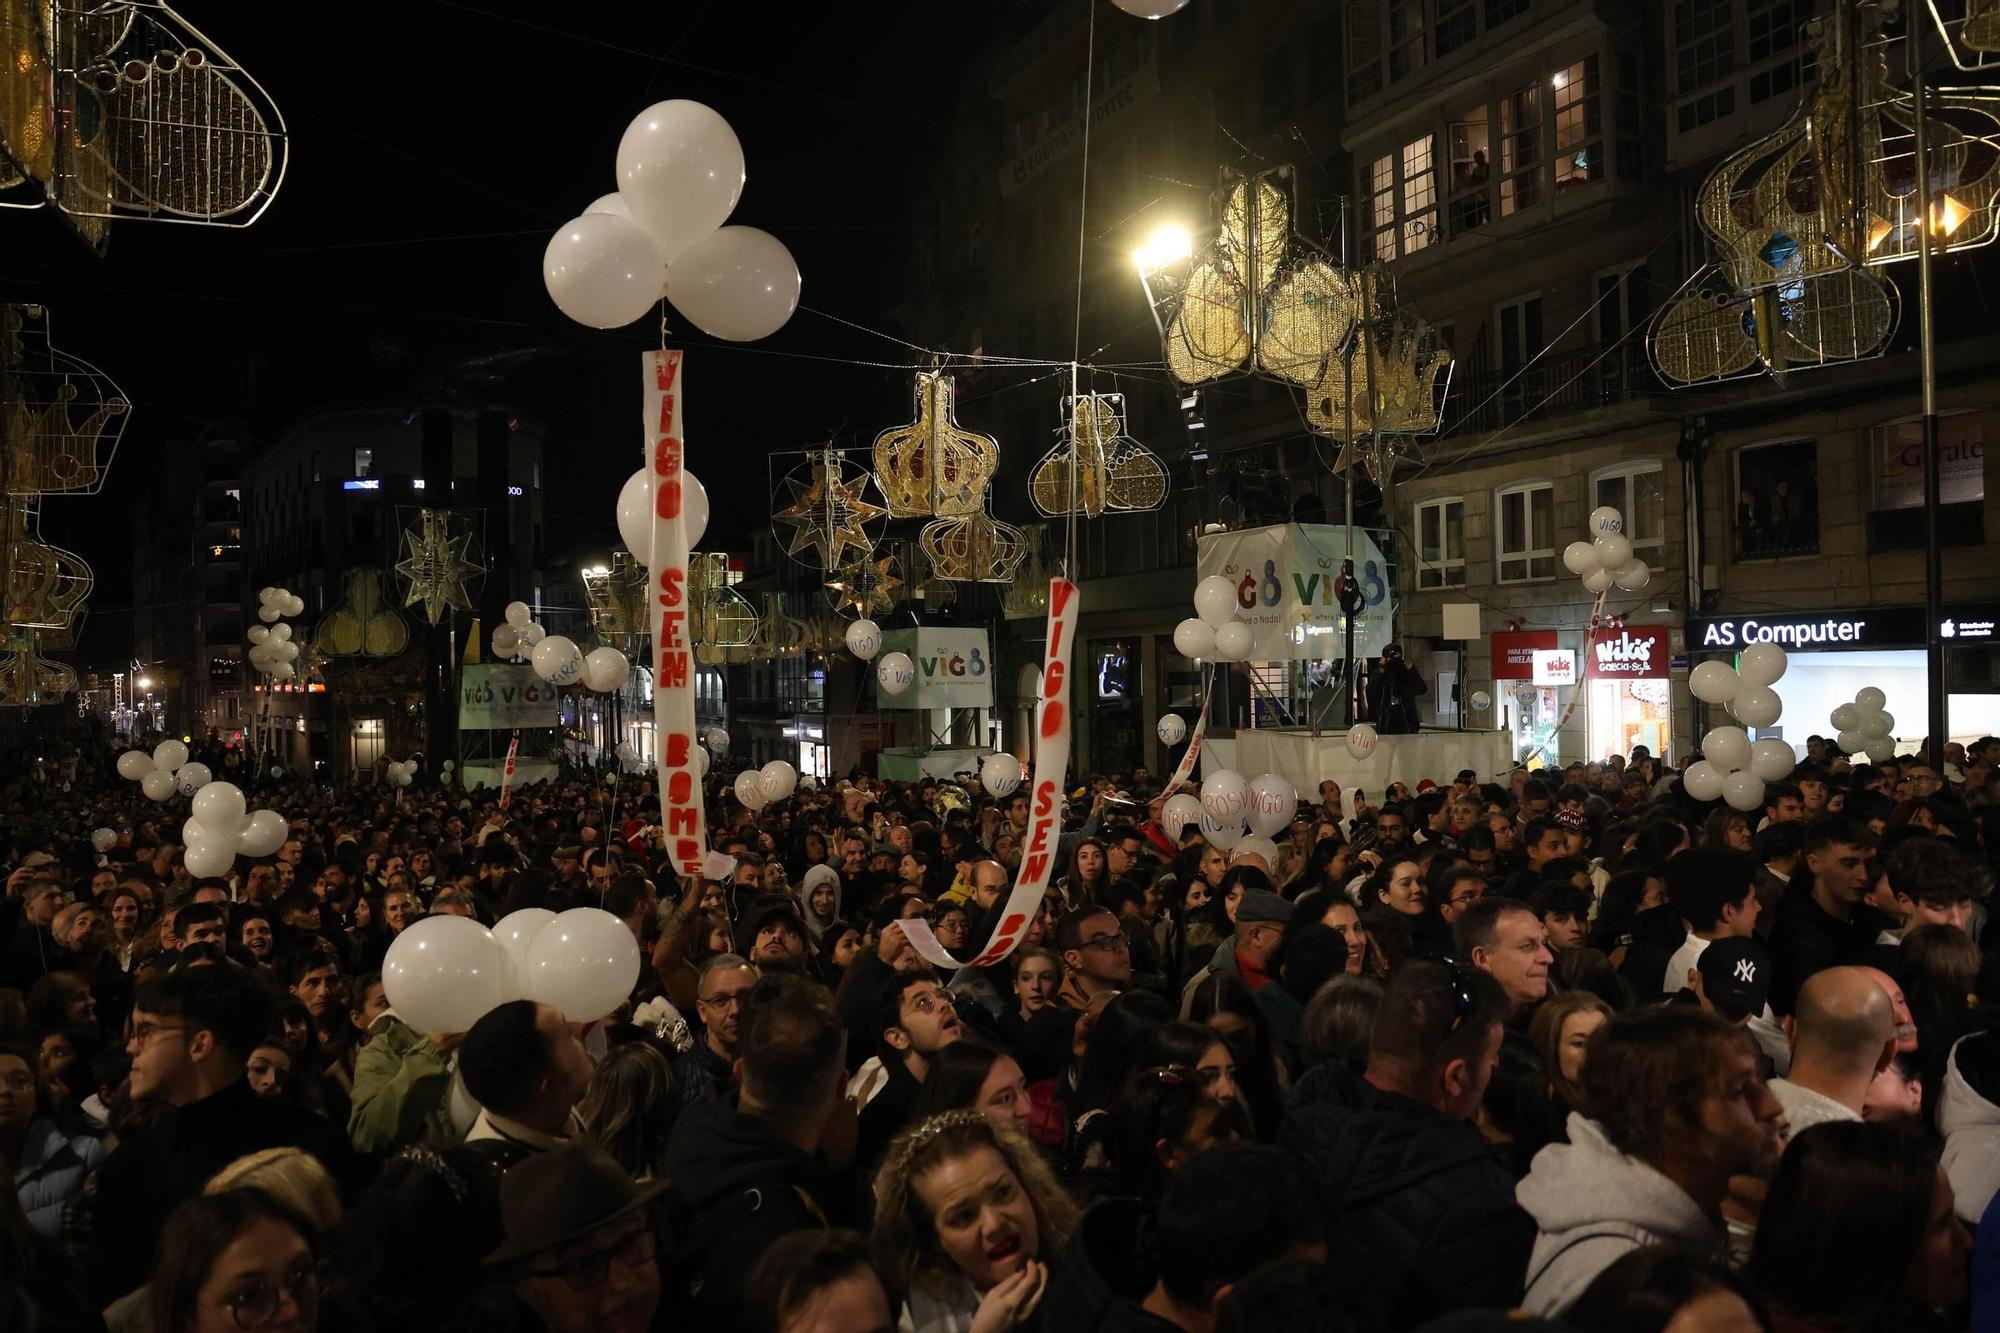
(902, 577, 1079, 970)
(645, 351, 709, 879)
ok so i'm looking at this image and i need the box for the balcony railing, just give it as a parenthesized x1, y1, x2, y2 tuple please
(1440, 340, 1656, 437)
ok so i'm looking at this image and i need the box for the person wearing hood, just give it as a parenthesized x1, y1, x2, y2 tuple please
(800, 864, 843, 949)
(739, 895, 814, 976)
(1517, 1006, 1786, 1315)
(1278, 960, 1530, 1329)
(1042, 1141, 1327, 1333)
(660, 972, 853, 1321)
(1939, 1026, 2000, 1225)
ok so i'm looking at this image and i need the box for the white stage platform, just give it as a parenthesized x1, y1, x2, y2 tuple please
(1207, 728, 1516, 794)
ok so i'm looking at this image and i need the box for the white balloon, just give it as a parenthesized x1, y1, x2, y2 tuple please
(1110, 0, 1191, 16)
(1346, 724, 1379, 760)
(1592, 533, 1633, 570)
(183, 838, 235, 879)
(1836, 728, 1866, 754)
(845, 619, 882, 661)
(237, 809, 288, 858)
(1737, 643, 1789, 688)
(190, 781, 245, 830)
(90, 827, 117, 853)
(1198, 809, 1247, 850)
(1245, 773, 1299, 837)
(584, 192, 632, 219)
(492, 907, 557, 997)
(174, 761, 213, 798)
(615, 468, 709, 559)
(1193, 575, 1239, 627)
(492, 625, 520, 656)
(268, 663, 297, 681)
(1688, 661, 1741, 704)
(271, 623, 293, 642)
(1865, 737, 1898, 762)
(980, 752, 1022, 797)
(1173, 617, 1217, 660)
(283, 594, 304, 618)
(759, 759, 798, 801)
(383, 916, 510, 1035)
(1748, 738, 1796, 782)
(1562, 540, 1601, 575)
(734, 769, 769, 810)
(521, 907, 643, 1023)
(1613, 560, 1651, 592)
(442, 760, 455, 773)
(519, 623, 546, 647)
(1161, 794, 1204, 841)
(1682, 759, 1726, 802)
(1233, 835, 1281, 865)
(1722, 770, 1767, 813)
(1588, 505, 1624, 536)
(542, 212, 666, 329)
(877, 651, 916, 695)
(1702, 726, 1753, 773)
(1200, 769, 1249, 822)
(1212, 621, 1254, 661)
(1856, 686, 1888, 712)
(665, 226, 802, 342)
(1582, 567, 1615, 594)
(616, 99, 746, 263)
(141, 770, 177, 802)
(582, 646, 631, 693)
(116, 750, 153, 781)
(152, 739, 189, 772)
(258, 586, 279, 604)
(1156, 713, 1188, 745)
(705, 727, 731, 753)
(1731, 686, 1782, 729)
(246, 624, 270, 645)
(1861, 711, 1894, 739)
(1829, 704, 1861, 732)
(258, 604, 281, 623)
(505, 601, 532, 628)
(1470, 690, 1492, 711)
(531, 635, 584, 685)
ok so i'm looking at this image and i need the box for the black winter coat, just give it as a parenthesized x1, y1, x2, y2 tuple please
(1277, 1063, 1533, 1330)
(1041, 1197, 1185, 1333)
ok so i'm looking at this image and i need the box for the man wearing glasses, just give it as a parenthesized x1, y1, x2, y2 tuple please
(88, 962, 354, 1304)
(490, 1144, 667, 1333)
(1055, 905, 1133, 1011)
(674, 955, 758, 1110)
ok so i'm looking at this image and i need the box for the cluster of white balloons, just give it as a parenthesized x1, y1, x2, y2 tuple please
(117, 740, 217, 803)
(1687, 643, 1788, 729)
(246, 587, 304, 681)
(542, 99, 800, 342)
(386, 758, 420, 788)
(1830, 687, 1897, 761)
(733, 759, 798, 810)
(384, 906, 641, 1034)
(1174, 768, 1298, 859)
(519, 627, 629, 694)
(1682, 643, 1794, 810)
(492, 601, 547, 663)
(616, 468, 710, 561)
(846, 619, 882, 661)
(1562, 507, 1651, 595)
(614, 741, 659, 775)
(180, 782, 289, 879)
(979, 752, 1024, 797)
(1176, 575, 1255, 662)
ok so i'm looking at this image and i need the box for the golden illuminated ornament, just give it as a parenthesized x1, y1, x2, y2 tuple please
(1, 304, 128, 496)
(772, 449, 885, 570)
(394, 509, 482, 626)
(871, 371, 999, 518)
(688, 552, 758, 649)
(1000, 526, 1052, 620)
(1304, 287, 1452, 442)
(1029, 393, 1168, 518)
(1, 497, 90, 638)
(825, 550, 903, 619)
(0, 0, 54, 188)
(0, 635, 75, 707)
(920, 511, 1026, 584)
(316, 569, 411, 658)
(581, 553, 648, 645)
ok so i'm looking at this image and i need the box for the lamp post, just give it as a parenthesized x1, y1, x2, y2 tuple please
(1911, 15, 1947, 768)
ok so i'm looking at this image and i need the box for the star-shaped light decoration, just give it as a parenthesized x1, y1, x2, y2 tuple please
(772, 448, 886, 571)
(393, 509, 481, 626)
(825, 550, 903, 619)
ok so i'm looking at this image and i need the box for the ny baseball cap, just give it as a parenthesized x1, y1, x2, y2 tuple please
(1698, 936, 1772, 1017)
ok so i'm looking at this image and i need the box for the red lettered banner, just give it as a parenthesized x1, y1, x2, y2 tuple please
(1158, 673, 1213, 800)
(645, 351, 709, 878)
(902, 577, 1079, 970)
(499, 731, 520, 810)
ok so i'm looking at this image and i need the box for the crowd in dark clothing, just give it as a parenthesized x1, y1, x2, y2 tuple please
(2, 729, 1998, 1332)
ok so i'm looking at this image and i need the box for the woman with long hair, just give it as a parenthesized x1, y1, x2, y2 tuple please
(1186, 972, 1286, 1138)
(1528, 991, 1614, 1122)
(1748, 1121, 1969, 1332)
(912, 1040, 1034, 1139)
(1066, 991, 1173, 1171)
(149, 1188, 321, 1333)
(873, 1111, 1080, 1333)
(1056, 838, 1109, 912)
(578, 1042, 677, 1180)
(1094, 1064, 1252, 1205)
(1701, 808, 1754, 855)
(1363, 854, 1451, 957)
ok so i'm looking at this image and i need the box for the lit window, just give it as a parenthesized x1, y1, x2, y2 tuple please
(1592, 463, 1666, 557)
(1415, 497, 1465, 588)
(1495, 481, 1556, 583)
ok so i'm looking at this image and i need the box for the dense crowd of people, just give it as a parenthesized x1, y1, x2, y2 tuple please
(4, 728, 2000, 1331)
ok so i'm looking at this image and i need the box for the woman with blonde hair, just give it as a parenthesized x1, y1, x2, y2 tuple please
(578, 1041, 677, 1179)
(873, 1110, 1080, 1333)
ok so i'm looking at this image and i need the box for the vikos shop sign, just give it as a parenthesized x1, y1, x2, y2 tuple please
(1587, 626, 1670, 679)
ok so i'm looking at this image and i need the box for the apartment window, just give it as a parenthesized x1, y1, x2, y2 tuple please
(1448, 104, 1492, 235)
(353, 448, 372, 477)
(1672, 0, 1805, 141)
(1496, 293, 1545, 424)
(1389, 0, 1426, 83)
(1499, 83, 1542, 215)
(1415, 496, 1466, 588)
(1365, 134, 1438, 261)
(1868, 413, 1986, 550)
(1734, 439, 1820, 559)
(1486, 0, 1529, 23)
(1496, 481, 1556, 582)
(1552, 57, 1602, 191)
(1437, 0, 1478, 57)
(1346, 4, 1384, 103)
(1592, 462, 1666, 557)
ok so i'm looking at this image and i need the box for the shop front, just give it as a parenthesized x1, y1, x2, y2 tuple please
(1586, 625, 1673, 761)
(1491, 629, 1562, 765)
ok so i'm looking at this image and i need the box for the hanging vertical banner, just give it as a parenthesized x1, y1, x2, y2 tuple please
(645, 350, 709, 878)
(1159, 674, 1213, 799)
(902, 577, 1080, 970)
(498, 731, 520, 809)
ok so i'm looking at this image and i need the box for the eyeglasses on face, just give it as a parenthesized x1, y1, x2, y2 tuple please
(1080, 932, 1130, 953)
(223, 1257, 318, 1328)
(524, 1224, 657, 1291)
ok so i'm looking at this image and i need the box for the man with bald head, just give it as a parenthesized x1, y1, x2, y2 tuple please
(1769, 966, 1897, 1133)
(966, 859, 1010, 918)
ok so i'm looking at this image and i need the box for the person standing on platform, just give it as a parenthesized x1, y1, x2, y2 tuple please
(1369, 644, 1427, 735)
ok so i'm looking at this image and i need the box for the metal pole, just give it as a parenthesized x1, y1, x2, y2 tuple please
(1913, 16, 1947, 768)
(1342, 198, 1358, 728)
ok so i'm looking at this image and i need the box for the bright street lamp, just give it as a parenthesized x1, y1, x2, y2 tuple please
(1133, 224, 1193, 274)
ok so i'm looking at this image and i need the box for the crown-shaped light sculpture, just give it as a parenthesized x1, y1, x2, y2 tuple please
(871, 370, 999, 519)
(1029, 393, 1168, 518)
(1, 304, 127, 496)
(1304, 277, 1453, 443)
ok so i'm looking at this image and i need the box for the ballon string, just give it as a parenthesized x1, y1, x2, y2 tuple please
(1063, 0, 1096, 582)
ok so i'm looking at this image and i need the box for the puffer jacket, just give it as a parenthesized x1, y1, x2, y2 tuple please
(1516, 1112, 1719, 1315)
(347, 1010, 453, 1154)
(15, 1116, 102, 1238)
(1041, 1197, 1183, 1333)
(1940, 1030, 2000, 1225)
(1277, 1062, 1533, 1330)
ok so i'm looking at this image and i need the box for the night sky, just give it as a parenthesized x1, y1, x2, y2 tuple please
(10, 0, 1024, 656)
